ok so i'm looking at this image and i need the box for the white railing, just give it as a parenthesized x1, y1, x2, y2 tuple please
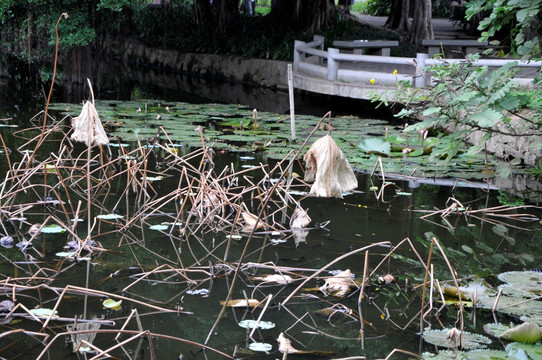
(293, 36, 541, 88)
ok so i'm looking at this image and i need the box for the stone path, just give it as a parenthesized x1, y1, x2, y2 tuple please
(352, 13, 478, 40)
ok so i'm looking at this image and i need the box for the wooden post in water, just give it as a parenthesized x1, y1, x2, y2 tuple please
(288, 64, 296, 141)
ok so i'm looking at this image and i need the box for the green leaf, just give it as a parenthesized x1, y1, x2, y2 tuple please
(103, 299, 122, 310)
(29, 308, 58, 317)
(358, 138, 391, 154)
(40, 225, 66, 234)
(500, 323, 542, 344)
(470, 108, 503, 128)
(422, 107, 442, 116)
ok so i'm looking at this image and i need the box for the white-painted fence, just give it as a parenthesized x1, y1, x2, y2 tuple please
(293, 36, 542, 88)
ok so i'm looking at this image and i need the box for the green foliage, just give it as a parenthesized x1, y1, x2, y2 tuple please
(371, 54, 542, 176)
(364, 0, 389, 16)
(466, 0, 542, 58)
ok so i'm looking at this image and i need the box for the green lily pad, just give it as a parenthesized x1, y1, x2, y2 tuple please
(29, 308, 58, 317)
(422, 328, 491, 349)
(422, 349, 509, 360)
(40, 225, 66, 234)
(248, 342, 273, 352)
(149, 224, 169, 231)
(238, 320, 275, 329)
(358, 138, 391, 154)
(55, 251, 76, 258)
(141, 176, 164, 182)
(505, 342, 542, 358)
(96, 214, 124, 220)
(498, 271, 542, 286)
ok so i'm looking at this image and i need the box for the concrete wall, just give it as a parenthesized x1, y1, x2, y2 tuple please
(102, 38, 289, 89)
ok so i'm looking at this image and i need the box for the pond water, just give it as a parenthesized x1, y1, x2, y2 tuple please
(1, 67, 542, 360)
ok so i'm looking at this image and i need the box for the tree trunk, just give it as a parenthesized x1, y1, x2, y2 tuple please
(217, 0, 239, 33)
(410, 0, 433, 44)
(194, 0, 212, 25)
(385, 0, 410, 32)
(271, 0, 331, 33)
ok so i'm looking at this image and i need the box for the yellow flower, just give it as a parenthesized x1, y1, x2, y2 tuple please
(393, 69, 398, 76)
(370, 78, 375, 85)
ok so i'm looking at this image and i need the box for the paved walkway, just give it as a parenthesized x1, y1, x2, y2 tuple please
(352, 14, 478, 40)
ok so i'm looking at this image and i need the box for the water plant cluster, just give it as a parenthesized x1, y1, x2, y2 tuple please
(49, 99, 523, 182)
(0, 85, 542, 358)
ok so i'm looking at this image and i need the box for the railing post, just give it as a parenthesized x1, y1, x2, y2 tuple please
(415, 53, 428, 88)
(313, 35, 325, 65)
(327, 48, 339, 81)
(293, 40, 305, 73)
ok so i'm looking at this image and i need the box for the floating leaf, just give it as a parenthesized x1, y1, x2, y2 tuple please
(500, 322, 542, 344)
(55, 251, 76, 258)
(505, 342, 542, 359)
(248, 342, 273, 352)
(422, 328, 492, 349)
(319, 269, 357, 297)
(186, 289, 210, 296)
(251, 274, 292, 284)
(238, 320, 275, 329)
(96, 214, 124, 220)
(220, 299, 260, 308)
(29, 308, 58, 317)
(358, 137, 391, 154)
(483, 323, 513, 338)
(497, 271, 542, 285)
(149, 224, 169, 231)
(422, 349, 509, 360)
(40, 225, 66, 234)
(103, 299, 122, 311)
(141, 176, 163, 182)
(242, 211, 265, 229)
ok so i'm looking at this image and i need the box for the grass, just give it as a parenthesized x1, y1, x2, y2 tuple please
(350, 1, 369, 13)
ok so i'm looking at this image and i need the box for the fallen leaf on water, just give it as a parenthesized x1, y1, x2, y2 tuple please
(277, 332, 334, 356)
(220, 299, 261, 308)
(103, 299, 122, 311)
(242, 211, 265, 229)
(251, 274, 293, 284)
(319, 269, 357, 297)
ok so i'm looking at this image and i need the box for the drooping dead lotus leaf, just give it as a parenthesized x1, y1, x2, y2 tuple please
(290, 206, 311, 229)
(252, 274, 293, 284)
(71, 101, 109, 146)
(303, 135, 357, 198)
(220, 299, 261, 308)
(319, 269, 357, 297)
(500, 322, 542, 344)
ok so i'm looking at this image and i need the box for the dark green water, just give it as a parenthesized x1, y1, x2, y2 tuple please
(0, 71, 541, 360)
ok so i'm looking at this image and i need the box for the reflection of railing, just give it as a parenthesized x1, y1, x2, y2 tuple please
(293, 35, 542, 90)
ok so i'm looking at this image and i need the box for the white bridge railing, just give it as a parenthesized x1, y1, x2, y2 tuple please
(293, 35, 542, 88)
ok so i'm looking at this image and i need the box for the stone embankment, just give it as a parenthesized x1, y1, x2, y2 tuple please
(103, 38, 289, 89)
